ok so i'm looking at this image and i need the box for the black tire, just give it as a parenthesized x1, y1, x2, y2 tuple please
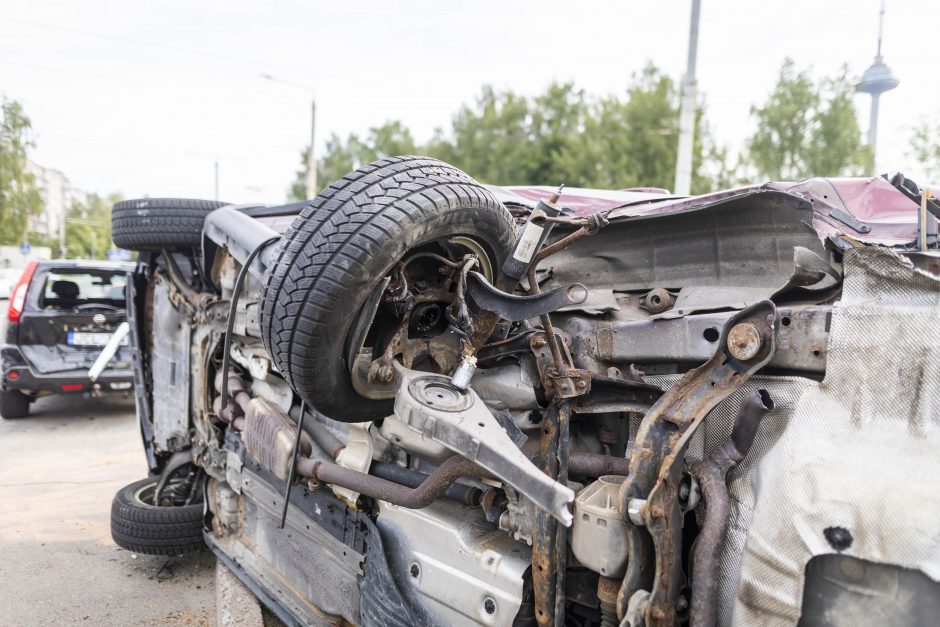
(0, 390, 29, 418)
(260, 156, 516, 422)
(111, 477, 205, 555)
(112, 198, 229, 251)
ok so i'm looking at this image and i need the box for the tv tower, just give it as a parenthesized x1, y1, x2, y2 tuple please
(856, 0, 899, 170)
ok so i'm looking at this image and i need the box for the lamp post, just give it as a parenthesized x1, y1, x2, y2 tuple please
(674, 0, 701, 196)
(260, 73, 317, 199)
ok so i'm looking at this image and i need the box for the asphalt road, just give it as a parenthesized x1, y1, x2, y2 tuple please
(0, 393, 216, 626)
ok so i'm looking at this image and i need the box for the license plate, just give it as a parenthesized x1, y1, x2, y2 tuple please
(110, 382, 132, 390)
(67, 332, 129, 347)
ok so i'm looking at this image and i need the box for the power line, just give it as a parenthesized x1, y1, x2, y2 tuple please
(0, 59, 143, 86)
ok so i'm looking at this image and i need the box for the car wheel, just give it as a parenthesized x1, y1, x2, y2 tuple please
(110, 476, 205, 555)
(0, 390, 29, 418)
(260, 155, 516, 422)
(112, 198, 229, 251)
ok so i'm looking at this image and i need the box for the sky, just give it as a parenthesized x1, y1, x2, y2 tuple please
(1, 0, 937, 205)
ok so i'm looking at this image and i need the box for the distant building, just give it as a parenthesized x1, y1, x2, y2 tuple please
(0, 245, 52, 269)
(26, 161, 87, 251)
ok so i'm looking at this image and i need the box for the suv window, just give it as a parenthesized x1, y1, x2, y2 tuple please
(40, 270, 127, 309)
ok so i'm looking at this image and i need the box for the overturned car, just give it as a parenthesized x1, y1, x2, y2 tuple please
(110, 157, 940, 626)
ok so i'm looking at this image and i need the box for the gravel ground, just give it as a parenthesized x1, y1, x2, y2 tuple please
(0, 393, 216, 626)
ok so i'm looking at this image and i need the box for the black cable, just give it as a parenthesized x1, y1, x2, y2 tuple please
(217, 236, 280, 412)
(280, 399, 307, 529)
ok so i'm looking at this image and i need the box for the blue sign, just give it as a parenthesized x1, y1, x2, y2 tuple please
(19, 242, 31, 255)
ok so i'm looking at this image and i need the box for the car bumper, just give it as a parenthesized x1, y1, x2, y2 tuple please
(1, 365, 134, 394)
(1, 346, 133, 394)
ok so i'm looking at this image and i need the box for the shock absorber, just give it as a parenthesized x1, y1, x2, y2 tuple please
(501, 184, 564, 282)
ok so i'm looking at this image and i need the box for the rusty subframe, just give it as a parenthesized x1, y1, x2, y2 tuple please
(687, 389, 774, 627)
(553, 402, 571, 627)
(532, 401, 563, 627)
(525, 215, 608, 375)
(523, 216, 607, 625)
(615, 301, 778, 626)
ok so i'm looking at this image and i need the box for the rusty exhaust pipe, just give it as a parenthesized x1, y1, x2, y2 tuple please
(688, 389, 774, 627)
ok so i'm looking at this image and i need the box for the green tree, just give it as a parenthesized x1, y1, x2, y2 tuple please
(555, 65, 720, 193)
(63, 193, 120, 259)
(746, 60, 871, 180)
(425, 85, 534, 184)
(0, 99, 43, 245)
(909, 116, 940, 181)
(290, 68, 727, 197)
(289, 121, 418, 199)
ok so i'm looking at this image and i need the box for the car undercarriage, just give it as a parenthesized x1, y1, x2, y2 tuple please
(111, 157, 940, 626)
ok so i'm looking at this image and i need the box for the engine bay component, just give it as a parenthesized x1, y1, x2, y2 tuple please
(465, 271, 589, 321)
(393, 365, 575, 525)
(331, 422, 375, 505)
(243, 397, 310, 482)
(617, 299, 778, 626)
(501, 186, 564, 280)
(572, 475, 629, 578)
(377, 499, 532, 627)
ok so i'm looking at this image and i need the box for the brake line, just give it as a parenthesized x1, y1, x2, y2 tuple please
(217, 236, 280, 416)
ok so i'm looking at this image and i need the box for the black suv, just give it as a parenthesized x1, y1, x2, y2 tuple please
(1, 259, 136, 418)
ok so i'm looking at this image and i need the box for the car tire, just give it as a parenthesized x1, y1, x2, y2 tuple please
(111, 477, 205, 555)
(260, 155, 516, 422)
(0, 390, 29, 419)
(112, 198, 229, 251)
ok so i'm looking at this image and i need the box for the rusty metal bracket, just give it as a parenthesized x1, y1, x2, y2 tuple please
(528, 332, 592, 399)
(616, 300, 778, 626)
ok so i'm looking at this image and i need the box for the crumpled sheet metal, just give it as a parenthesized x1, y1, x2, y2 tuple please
(730, 247, 940, 625)
(643, 247, 940, 625)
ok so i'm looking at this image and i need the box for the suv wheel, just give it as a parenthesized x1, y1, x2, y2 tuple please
(260, 156, 516, 422)
(0, 390, 29, 419)
(112, 198, 229, 251)
(111, 476, 205, 555)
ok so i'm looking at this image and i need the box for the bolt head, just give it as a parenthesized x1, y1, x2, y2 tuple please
(727, 322, 762, 361)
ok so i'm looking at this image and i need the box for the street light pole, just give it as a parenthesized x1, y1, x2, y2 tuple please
(674, 0, 701, 196)
(306, 100, 317, 199)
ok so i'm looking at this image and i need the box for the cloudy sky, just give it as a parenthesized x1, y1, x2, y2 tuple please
(1, 0, 937, 204)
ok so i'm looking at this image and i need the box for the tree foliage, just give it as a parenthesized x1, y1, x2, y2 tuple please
(64, 193, 120, 259)
(0, 99, 43, 245)
(747, 60, 871, 180)
(289, 66, 727, 199)
(290, 121, 417, 200)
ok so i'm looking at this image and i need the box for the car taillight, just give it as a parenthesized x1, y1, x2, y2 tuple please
(8, 260, 38, 324)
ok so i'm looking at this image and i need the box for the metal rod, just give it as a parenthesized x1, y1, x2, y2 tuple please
(532, 402, 562, 626)
(217, 236, 280, 413)
(553, 402, 572, 627)
(296, 455, 494, 510)
(279, 399, 307, 529)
